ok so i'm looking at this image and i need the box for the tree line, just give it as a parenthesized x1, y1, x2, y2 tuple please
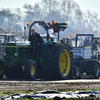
(0, 0, 100, 39)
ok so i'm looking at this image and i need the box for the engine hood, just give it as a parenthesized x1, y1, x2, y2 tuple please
(6, 41, 31, 47)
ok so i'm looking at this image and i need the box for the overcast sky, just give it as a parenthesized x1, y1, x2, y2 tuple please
(0, 0, 100, 17)
(74, 0, 100, 16)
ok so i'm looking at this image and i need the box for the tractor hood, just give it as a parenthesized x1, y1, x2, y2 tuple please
(6, 41, 31, 47)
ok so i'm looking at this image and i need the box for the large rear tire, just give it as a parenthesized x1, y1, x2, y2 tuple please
(45, 44, 73, 79)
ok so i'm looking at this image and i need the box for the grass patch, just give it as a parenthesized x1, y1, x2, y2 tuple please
(0, 90, 37, 97)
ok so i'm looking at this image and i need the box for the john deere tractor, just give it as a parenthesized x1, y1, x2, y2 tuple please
(2, 21, 73, 80)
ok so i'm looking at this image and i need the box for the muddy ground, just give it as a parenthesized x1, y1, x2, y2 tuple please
(0, 79, 100, 91)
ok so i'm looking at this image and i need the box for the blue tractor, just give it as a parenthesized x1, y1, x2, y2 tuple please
(70, 34, 100, 79)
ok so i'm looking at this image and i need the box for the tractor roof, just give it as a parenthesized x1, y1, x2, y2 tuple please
(39, 21, 68, 33)
(29, 21, 68, 41)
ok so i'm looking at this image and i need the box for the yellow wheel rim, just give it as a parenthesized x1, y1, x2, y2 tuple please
(60, 49, 70, 76)
(31, 65, 35, 75)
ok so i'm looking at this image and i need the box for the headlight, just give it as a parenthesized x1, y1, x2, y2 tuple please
(15, 53, 18, 56)
(3, 52, 6, 56)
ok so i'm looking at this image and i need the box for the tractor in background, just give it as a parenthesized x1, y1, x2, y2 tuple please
(2, 21, 73, 80)
(0, 31, 14, 60)
(61, 34, 100, 79)
(71, 34, 100, 79)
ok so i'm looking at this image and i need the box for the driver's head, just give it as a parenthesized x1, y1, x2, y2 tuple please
(31, 29, 35, 35)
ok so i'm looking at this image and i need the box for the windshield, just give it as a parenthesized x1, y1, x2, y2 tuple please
(0, 35, 14, 45)
(8, 36, 14, 42)
(76, 36, 92, 47)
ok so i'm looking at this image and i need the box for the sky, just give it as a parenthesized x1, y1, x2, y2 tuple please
(0, 0, 38, 10)
(74, 0, 100, 17)
(0, 0, 100, 17)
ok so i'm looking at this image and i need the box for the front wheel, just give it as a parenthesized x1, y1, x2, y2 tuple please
(75, 66, 80, 79)
(24, 60, 37, 80)
(94, 62, 100, 79)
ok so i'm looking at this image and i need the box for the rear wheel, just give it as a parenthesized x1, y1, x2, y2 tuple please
(53, 45, 73, 79)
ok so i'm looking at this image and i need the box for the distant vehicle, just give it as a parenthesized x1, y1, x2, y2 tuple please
(71, 34, 100, 79)
(0, 32, 14, 60)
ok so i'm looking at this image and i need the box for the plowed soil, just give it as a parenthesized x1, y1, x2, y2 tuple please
(0, 78, 100, 91)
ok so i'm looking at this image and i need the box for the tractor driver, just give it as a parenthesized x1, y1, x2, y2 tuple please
(30, 29, 43, 56)
(30, 29, 43, 43)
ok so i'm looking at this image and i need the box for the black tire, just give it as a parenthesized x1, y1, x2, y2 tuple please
(94, 62, 100, 79)
(24, 60, 33, 78)
(24, 60, 37, 80)
(75, 66, 80, 79)
(45, 44, 73, 79)
(0, 63, 4, 79)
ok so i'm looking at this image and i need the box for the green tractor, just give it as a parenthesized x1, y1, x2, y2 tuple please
(2, 21, 73, 80)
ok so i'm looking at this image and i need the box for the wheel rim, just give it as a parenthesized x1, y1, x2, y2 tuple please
(60, 49, 70, 76)
(31, 65, 35, 75)
(95, 64, 100, 77)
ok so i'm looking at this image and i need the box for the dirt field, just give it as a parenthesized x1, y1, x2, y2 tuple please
(0, 79, 100, 91)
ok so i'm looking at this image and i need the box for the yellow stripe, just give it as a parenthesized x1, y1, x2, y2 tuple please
(6, 46, 16, 47)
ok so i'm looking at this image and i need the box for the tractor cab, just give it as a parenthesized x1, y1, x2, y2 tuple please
(0, 32, 14, 60)
(28, 21, 68, 56)
(71, 34, 94, 59)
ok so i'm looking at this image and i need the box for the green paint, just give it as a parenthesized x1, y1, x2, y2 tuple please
(39, 57, 46, 69)
(66, 23, 68, 26)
